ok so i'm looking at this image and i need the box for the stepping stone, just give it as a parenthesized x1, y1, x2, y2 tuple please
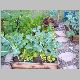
(63, 65, 77, 69)
(56, 37, 69, 42)
(58, 52, 76, 62)
(55, 31, 66, 37)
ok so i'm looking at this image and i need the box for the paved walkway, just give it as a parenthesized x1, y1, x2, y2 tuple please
(55, 23, 79, 69)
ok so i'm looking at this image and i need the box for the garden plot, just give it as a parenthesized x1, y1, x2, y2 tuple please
(1, 10, 79, 69)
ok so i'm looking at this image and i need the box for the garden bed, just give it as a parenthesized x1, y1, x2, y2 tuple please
(10, 62, 58, 69)
(1, 10, 79, 69)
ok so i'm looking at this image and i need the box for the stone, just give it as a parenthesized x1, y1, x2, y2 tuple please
(55, 31, 66, 37)
(5, 53, 13, 62)
(63, 65, 77, 69)
(58, 52, 76, 62)
(56, 37, 69, 42)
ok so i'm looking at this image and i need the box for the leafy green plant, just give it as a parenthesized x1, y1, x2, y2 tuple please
(65, 30, 75, 38)
(1, 10, 61, 63)
(3, 32, 27, 57)
(64, 10, 79, 35)
(25, 26, 59, 59)
(1, 10, 47, 35)
(1, 35, 12, 56)
(18, 25, 59, 62)
(19, 49, 33, 62)
(49, 10, 58, 18)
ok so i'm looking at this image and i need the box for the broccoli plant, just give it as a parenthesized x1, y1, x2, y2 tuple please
(1, 35, 12, 56)
(25, 26, 60, 63)
(3, 32, 27, 57)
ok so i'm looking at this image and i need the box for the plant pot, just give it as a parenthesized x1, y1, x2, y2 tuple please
(70, 35, 79, 43)
(10, 62, 58, 69)
(72, 35, 79, 42)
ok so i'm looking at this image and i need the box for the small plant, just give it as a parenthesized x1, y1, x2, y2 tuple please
(64, 24, 79, 42)
(1, 35, 12, 56)
(63, 10, 79, 35)
(42, 16, 59, 28)
(3, 32, 27, 57)
(65, 30, 75, 38)
(49, 10, 58, 19)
